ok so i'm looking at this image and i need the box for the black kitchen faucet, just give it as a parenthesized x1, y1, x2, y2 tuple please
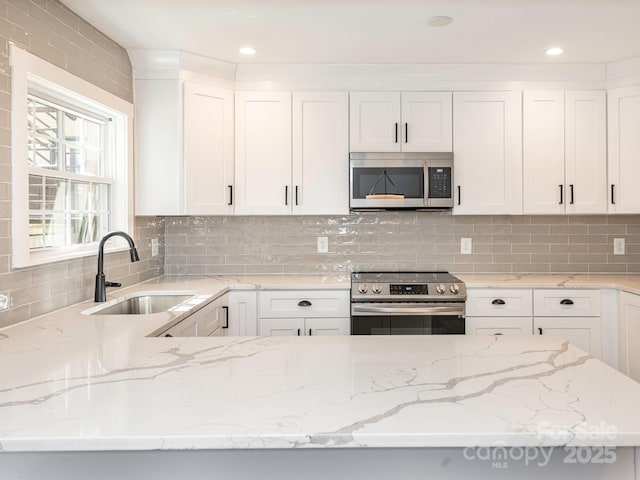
(94, 231, 140, 302)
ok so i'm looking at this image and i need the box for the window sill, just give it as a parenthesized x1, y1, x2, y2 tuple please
(13, 241, 131, 270)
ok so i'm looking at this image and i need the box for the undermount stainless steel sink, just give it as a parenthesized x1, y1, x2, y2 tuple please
(86, 293, 196, 315)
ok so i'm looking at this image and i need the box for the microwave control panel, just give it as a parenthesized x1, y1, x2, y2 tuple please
(428, 167, 452, 198)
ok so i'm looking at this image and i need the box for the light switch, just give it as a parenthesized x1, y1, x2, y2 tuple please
(614, 238, 625, 255)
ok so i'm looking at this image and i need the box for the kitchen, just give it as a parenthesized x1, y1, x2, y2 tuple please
(3, 0, 640, 478)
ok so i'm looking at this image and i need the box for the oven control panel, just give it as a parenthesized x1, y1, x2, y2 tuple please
(390, 284, 428, 295)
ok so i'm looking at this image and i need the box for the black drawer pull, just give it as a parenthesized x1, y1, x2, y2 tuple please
(560, 299, 574, 305)
(298, 300, 312, 307)
(538, 327, 543, 335)
(491, 299, 506, 305)
(164, 333, 173, 337)
(222, 305, 229, 328)
(309, 328, 312, 336)
(297, 328, 301, 336)
(494, 333, 504, 336)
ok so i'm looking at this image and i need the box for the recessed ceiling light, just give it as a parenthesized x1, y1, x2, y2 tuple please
(239, 46, 256, 55)
(426, 16, 453, 27)
(545, 47, 564, 56)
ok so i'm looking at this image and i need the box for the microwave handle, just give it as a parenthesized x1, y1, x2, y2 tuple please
(423, 163, 430, 207)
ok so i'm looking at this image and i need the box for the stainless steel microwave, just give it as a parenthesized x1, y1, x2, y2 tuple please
(349, 152, 454, 210)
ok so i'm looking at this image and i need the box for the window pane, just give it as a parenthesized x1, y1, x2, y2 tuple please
(28, 100, 60, 169)
(63, 112, 80, 143)
(64, 145, 83, 174)
(42, 213, 66, 248)
(84, 149, 102, 176)
(69, 180, 90, 211)
(85, 120, 101, 148)
(29, 214, 45, 249)
(43, 178, 66, 211)
(95, 183, 110, 212)
(29, 175, 43, 210)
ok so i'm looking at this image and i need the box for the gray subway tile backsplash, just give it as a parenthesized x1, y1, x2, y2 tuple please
(163, 213, 640, 276)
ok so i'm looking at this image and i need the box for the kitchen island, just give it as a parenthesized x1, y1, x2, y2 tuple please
(2, 275, 640, 479)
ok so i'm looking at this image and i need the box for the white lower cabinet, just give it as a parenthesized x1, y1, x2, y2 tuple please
(466, 288, 603, 360)
(161, 295, 227, 337)
(259, 317, 349, 336)
(258, 290, 350, 336)
(534, 316, 602, 358)
(465, 317, 533, 335)
(227, 291, 258, 336)
(618, 291, 640, 382)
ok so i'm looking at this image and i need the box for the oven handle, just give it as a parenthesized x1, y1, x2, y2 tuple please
(352, 304, 465, 316)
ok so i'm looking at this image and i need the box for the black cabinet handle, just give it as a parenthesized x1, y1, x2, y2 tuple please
(559, 184, 563, 205)
(611, 184, 616, 205)
(560, 299, 574, 305)
(227, 185, 233, 206)
(569, 184, 574, 205)
(297, 328, 301, 336)
(494, 333, 503, 336)
(298, 300, 312, 307)
(222, 305, 229, 328)
(457, 185, 461, 206)
(405, 123, 408, 143)
(295, 186, 299, 206)
(491, 299, 506, 305)
(309, 328, 312, 336)
(538, 327, 543, 335)
(164, 333, 173, 337)
(394, 123, 399, 143)
(285, 185, 288, 205)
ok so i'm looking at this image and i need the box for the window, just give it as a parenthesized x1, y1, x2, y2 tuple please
(10, 45, 134, 267)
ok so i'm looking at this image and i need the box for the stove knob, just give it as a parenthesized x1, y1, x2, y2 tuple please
(372, 284, 383, 294)
(450, 284, 460, 294)
(435, 284, 445, 294)
(358, 284, 368, 294)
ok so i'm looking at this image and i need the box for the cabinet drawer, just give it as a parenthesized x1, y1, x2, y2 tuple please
(533, 289, 601, 317)
(466, 317, 533, 335)
(466, 289, 533, 317)
(259, 290, 350, 318)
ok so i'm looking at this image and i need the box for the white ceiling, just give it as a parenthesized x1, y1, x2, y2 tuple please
(60, 0, 640, 65)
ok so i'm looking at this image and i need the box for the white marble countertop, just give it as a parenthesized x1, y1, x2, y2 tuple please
(2, 273, 640, 452)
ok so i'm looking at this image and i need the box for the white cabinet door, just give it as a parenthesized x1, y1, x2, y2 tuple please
(349, 92, 401, 152)
(292, 92, 349, 215)
(227, 291, 258, 336)
(466, 317, 533, 335)
(608, 86, 640, 213)
(401, 92, 452, 152)
(306, 317, 350, 336)
(523, 91, 565, 214)
(565, 91, 607, 214)
(134, 79, 183, 215)
(259, 318, 303, 336)
(618, 291, 640, 382)
(534, 317, 602, 358)
(453, 91, 523, 215)
(466, 289, 533, 317)
(184, 83, 234, 215)
(235, 91, 292, 214)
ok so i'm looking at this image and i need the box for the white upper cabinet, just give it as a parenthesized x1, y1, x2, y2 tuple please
(292, 92, 349, 215)
(452, 91, 523, 215)
(349, 92, 452, 152)
(184, 83, 234, 215)
(235, 91, 349, 215)
(608, 86, 640, 213)
(234, 91, 292, 215)
(523, 91, 606, 214)
(134, 80, 234, 216)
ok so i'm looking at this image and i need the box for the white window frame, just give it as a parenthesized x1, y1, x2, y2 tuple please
(10, 45, 134, 268)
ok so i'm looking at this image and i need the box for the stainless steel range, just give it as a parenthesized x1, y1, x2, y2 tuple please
(350, 272, 467, 335)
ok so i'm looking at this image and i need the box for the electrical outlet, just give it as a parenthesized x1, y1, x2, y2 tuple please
(317, 236, 329, 254)
(151, 238, 159, 257)
(614, 238, 625, 255)
(0, 293, 10, 311)
(461, 238, 472, 255)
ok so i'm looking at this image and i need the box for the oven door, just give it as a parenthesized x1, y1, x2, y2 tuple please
(351, 303, 465, 335)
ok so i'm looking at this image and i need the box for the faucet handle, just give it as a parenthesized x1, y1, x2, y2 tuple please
(104, 281, 122, 288)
